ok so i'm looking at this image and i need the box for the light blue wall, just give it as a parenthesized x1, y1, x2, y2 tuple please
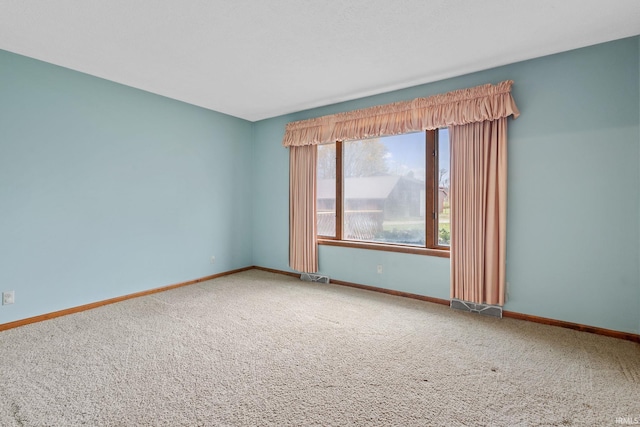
(0, 50, 254, 324)
(2, 37, 639, 335)
(252, 37, 640, 334)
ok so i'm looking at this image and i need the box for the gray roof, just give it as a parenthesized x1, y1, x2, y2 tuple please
(318, 176, 400, 200)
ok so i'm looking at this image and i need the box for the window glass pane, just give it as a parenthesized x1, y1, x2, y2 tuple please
(317, 143, 336, 237)
(343, 133, 425, 246)
(437, 128, 450, 246)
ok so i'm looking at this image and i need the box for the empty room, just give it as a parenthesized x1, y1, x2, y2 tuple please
(1, 1, 639, 425)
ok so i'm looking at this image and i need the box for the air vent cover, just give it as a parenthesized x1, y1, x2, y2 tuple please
(450, 299, 503, 318)
(300, 273, 330, 284)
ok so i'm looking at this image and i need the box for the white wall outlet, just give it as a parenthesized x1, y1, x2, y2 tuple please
(2, 290, 15, 305)
(210, 256, 216, 264)
(377, 265, 383, 274)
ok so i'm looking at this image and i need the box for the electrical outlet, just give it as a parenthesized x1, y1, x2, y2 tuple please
(210, 256, 216, 264)
(377, 265, 383, 274)
(2, 291, 15, 305)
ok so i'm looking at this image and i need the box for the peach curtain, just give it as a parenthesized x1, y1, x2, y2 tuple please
(450, 118, 508, 306)
(283, 81, 519, 147)
(285, 81, 518, 281)
(289, 145, 318, 273)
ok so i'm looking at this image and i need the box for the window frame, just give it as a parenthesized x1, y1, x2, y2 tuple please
(317, 130, 450, 258)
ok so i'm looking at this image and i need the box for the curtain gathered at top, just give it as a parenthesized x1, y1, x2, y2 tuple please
(282, 80, 519, 147)
(285, 82, 518, 302)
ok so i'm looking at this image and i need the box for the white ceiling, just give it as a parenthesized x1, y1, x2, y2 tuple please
(1, 1, 639, 122)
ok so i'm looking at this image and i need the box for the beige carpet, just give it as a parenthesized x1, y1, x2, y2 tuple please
(0, 269, 638, 426)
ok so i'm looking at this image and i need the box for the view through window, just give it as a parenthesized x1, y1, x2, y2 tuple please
(437, 129, 450, 246)
(317, 130, 450, 251)
(317, 142, 336, 237)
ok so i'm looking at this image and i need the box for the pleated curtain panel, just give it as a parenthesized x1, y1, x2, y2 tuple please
(288, 145, 319, 273)
(283, 81, 519, 306)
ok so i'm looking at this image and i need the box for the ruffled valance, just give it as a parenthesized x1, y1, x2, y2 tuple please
(282, 80, 519, 147)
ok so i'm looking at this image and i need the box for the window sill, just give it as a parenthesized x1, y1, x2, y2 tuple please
(318, 238, 450, 258)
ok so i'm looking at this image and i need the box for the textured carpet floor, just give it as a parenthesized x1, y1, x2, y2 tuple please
(0, 269, 638, 426)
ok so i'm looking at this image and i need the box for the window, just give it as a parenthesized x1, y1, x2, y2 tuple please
(317, 129, 450, 256)
(435, 128, 450, 246)
(317, 142, 337, 237)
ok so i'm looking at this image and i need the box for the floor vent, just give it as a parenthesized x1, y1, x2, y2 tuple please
(450, 299, 503, 318)
(300, 273, 330, 284)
